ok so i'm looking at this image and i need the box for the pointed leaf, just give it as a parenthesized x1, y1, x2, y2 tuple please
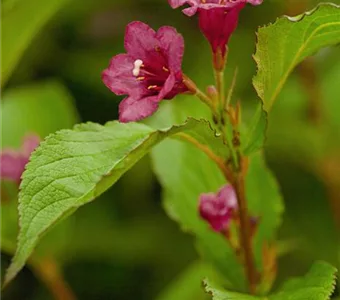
(253, 3, 340, 111)
(4, 118, 224, 285)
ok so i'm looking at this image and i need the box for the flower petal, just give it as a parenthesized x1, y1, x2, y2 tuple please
(217, 185, 238, 209)
(156, 26, 184, 73)
(119, 95, 160, 123)
(159, 73, 176, 99)
(247, 0, 263, 5)
(169, 0, 262, 16)
(0, 151, 26, 184)
(182, 6, 198, 16)
(198, 5, 243, 54)
(124, 21, 160, 61)
(168, 0, 195, 9)
(102, 54, 142, 97)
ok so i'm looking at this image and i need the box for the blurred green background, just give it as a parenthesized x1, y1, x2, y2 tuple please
(1, 0, 340, 299)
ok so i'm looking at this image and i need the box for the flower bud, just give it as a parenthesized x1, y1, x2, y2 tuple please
(199, 184, 238, 232)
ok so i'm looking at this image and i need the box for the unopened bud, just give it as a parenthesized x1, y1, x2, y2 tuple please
(199, 185, 238, 232)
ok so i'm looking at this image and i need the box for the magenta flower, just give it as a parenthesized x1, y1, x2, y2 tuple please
(168, 0, 262, 69)
(199, 184, 238, 232)
(102, 21, 188, 123)
(0, 134, 40, 184)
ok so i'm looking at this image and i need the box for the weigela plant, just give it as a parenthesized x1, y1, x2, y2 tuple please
(4, 0, 339, 298)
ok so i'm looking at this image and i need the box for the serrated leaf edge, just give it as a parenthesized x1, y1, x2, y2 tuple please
(252, 2, 340, 110)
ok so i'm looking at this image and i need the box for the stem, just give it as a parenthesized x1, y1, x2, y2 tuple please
(215, 69, 225, 116)
(234, 158, 257, 294)
(33, 258, 77, 300)
(175, 133, 233, 183)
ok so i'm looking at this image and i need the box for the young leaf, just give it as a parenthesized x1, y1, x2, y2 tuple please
(1, 0, 69, 85)
(4, 118, 224, 286)
(253, 3, 340, 111)
(243, 103, 268, 156)
(204, 261, 337, 300)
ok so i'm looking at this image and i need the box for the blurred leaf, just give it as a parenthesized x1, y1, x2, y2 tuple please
(156, 261, 213, 300)
(1, 187, 19, 256)
(1, 0, 69, 85)
(321, 49, 340, 135)
(246, 153, 284, 281)
(204, 261, 337, 300)
(243, 103, 268, 156)
(1, 80, 79, 148)
(4, 118, 226, 285)
(253, 3, 340, 111)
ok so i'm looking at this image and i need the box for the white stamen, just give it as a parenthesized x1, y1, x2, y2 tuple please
(132, 59, 143, 76)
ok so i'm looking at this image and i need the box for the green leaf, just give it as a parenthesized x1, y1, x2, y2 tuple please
(246, 153, 284, 282)
(204, 261, 337, 300)
(4, 118, 224, 286)
(1, 0, 69, 85)
(253, 3, 340, 111)
(243, 103, 268, 156)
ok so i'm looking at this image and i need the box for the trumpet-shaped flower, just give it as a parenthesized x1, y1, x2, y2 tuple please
(102, 21, 188, 122)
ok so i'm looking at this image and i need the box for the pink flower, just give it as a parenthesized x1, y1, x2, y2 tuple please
(168, 0, 262, 69)
(102, 21, 188, 123)
(0, 134, 40, 184)
(199, 184, 238, 232)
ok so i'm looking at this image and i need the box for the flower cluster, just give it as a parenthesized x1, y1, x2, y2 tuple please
(102, 0, 262, 122)
(0, 134, 40, 184)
